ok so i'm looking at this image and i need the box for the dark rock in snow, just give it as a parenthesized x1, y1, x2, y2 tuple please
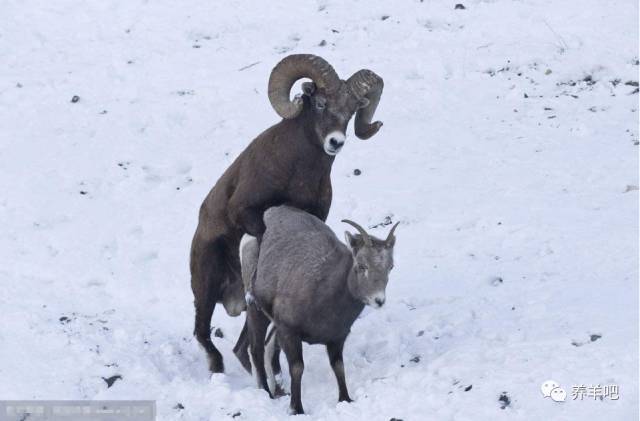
(102, 375, 122, 388)
(410, 355, 420, 363)
(454, 4, 466, 9)
(71, 95, 80, 103)
(173, 403, 184, 410)
(590, 334, 602, 342)
(464, 384, 473, 391)
(490, 276, 503, 286)
(498, 392, 511, 409)
(232, 412, 241, 418)
(353, 168, 361, 176)
(370, 215, 393, 229)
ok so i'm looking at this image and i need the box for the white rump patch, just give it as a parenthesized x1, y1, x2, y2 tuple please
(239, 234, 256, 266)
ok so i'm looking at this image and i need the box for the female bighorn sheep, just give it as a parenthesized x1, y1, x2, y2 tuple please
(246, 205, 399, 415)
(190, 54, 384, 373)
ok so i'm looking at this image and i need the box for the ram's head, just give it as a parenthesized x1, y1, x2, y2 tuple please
(268, 54, 384, 155)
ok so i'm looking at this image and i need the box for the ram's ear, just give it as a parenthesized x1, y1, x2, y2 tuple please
(357, 97, 370, 109)
(301, 81, 316, 96)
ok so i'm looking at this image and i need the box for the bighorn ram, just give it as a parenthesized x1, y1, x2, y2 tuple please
(246, 205, 399, 414)
(190, 54, 384, 373)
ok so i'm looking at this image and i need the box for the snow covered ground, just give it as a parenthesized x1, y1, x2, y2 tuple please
(1, 0, 638, 419)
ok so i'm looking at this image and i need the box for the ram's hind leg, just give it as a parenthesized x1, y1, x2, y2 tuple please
(233, 320, 252, 373)
(191, 236, 227, 373)
(193, 298, 224, 372)
(234, 235, 259, 374)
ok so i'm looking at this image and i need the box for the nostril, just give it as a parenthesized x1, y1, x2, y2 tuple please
(375, 298, 385, 306)
(329, 138, 340, 148)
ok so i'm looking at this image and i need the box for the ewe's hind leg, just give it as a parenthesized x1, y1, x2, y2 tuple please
(278, 327, 305, 415)
(265, 325, 285, 397)
(191, 236, 228, 373)
(326, 339, 352, 403)
(247, 303, 272, 397)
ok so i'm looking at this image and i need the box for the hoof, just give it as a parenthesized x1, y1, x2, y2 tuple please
(288, 406, 304, 415)
(273, 383, 288, 398)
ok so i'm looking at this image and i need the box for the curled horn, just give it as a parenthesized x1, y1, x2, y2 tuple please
(341, 219, 372, 247)
(268, 54, 341, 119)
(347, 69, 384, 139)
(385, 221, 400, 245)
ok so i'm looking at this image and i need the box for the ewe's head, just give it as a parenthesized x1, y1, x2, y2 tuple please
(268, 54, 384, 156)
(342, 219, 399, 309)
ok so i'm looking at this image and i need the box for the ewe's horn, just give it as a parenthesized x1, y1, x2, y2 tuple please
(341, 219, 372, 247)
(347, 69, 384, 139)
(268, 54, 340, 119)
(385, 221, 400, 244)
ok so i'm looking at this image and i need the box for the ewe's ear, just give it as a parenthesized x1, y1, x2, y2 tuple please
(344, 231, 360, 252)
(302, 81, 316, 96)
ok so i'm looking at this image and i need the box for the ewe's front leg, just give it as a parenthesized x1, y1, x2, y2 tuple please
(326, 339, 352, 403)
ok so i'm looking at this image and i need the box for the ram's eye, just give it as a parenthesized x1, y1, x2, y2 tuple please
(357, 264, 368, 271)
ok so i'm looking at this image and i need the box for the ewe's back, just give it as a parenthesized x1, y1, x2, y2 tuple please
(256, 206, 350, 305)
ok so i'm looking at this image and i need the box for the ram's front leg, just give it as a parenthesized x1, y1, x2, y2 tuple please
(234, 208, 265, 238)
(228, 193, 266, 238)
(314, 178, 333, 222)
